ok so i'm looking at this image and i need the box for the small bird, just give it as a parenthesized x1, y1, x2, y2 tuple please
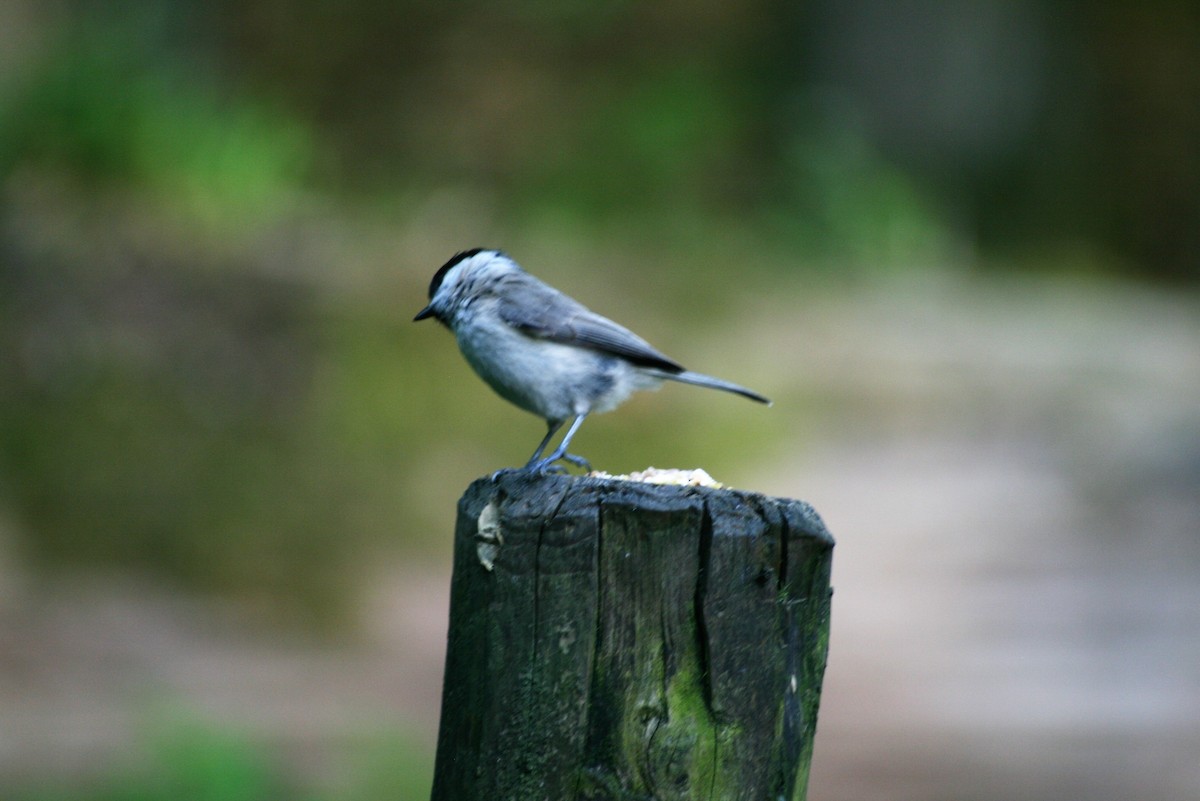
(414, 249, 770, 472)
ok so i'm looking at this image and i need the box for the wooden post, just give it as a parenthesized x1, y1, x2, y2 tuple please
(430, 471, 834, 801)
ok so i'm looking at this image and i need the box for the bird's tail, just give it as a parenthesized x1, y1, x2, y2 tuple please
(665, 370, 772, 405)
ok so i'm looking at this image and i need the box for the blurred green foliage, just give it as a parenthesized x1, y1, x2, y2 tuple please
(0, 0, 1196, 621)
(0, 3, 1196, 796)
(0, 244, 356, 619)
(13, 713, 433, 801)
(0, 5, 312, 229)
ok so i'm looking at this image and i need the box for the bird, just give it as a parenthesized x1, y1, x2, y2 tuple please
(414, 248, 770, 472)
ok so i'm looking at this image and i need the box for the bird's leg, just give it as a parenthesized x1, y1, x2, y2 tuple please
(523, 420, 564, 470)
(527, 414, 591, 473)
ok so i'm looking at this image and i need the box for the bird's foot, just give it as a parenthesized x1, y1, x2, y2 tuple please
(560, 452, 592, 471)
(522, 451, 592, 474)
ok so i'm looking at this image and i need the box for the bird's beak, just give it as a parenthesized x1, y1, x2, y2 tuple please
(413, 304, 435, 322)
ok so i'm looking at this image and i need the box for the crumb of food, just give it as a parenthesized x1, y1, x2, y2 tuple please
(588, 467, 724, 488)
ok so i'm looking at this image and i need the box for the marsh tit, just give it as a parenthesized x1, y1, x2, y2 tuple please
(414, 248, 770, 472)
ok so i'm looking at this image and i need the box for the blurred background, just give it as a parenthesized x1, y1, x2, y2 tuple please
(1, 1, 1197, 799)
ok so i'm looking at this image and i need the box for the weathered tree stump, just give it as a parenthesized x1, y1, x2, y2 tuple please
(430, 471, 834, 801)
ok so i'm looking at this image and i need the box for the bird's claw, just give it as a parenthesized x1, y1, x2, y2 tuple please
(560, 453, 592, 471)
(522, 452, 592, 475)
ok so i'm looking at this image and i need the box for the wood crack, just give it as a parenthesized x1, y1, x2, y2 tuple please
(693, 499, 716, 720)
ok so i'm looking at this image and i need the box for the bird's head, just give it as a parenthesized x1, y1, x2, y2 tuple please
(413, 248, 515, 326)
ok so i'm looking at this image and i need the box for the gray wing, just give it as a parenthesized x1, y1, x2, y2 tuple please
(495, 272, 684, 373)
